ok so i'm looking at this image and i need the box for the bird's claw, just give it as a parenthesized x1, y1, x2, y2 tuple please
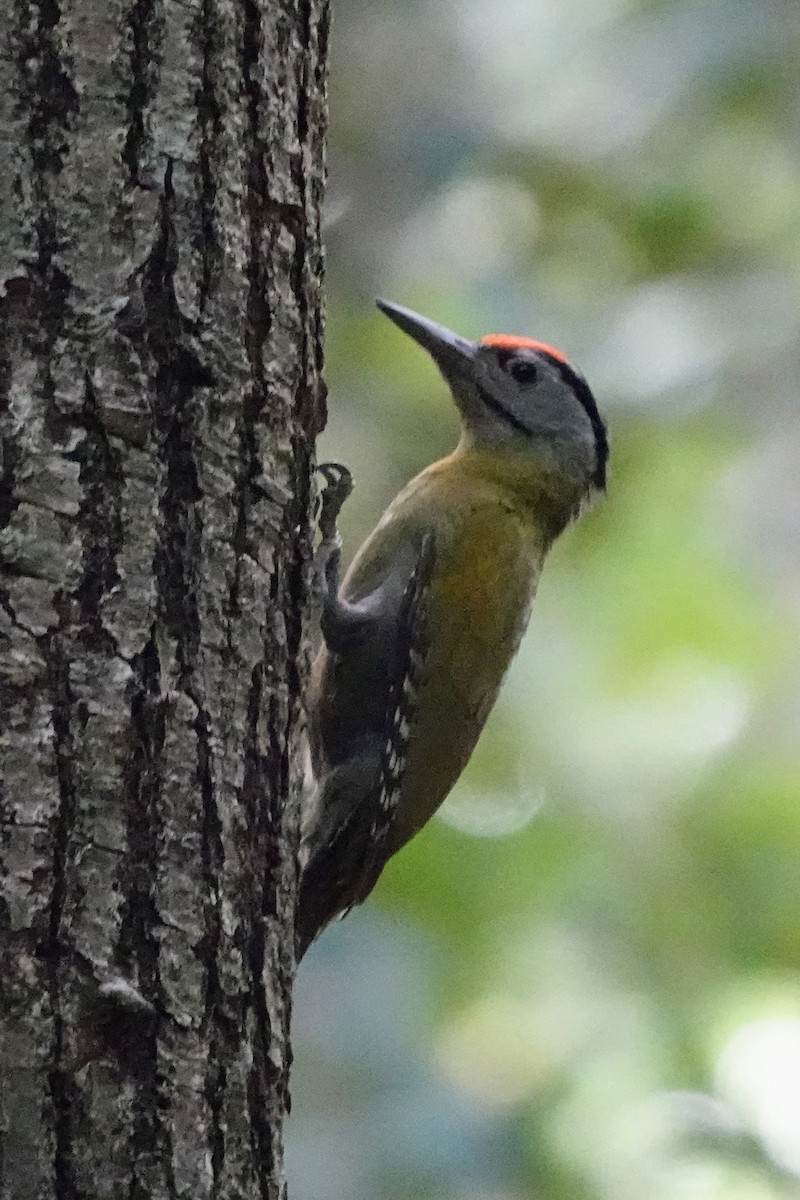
(316, 462, 353, 543)
(313, 462, 353, 604)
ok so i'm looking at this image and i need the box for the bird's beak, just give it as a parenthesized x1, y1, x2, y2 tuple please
(376, 300, 477, 382)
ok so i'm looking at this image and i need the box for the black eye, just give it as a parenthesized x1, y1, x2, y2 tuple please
(508, 358, 538, 385)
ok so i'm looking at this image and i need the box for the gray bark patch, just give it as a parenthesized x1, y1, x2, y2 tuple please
(0, 0, 329, 1195)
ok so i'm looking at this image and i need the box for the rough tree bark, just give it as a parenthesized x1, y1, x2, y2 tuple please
(0, 0, 328, 1196)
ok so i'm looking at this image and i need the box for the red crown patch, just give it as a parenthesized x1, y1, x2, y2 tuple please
(480, 334, 568, 364)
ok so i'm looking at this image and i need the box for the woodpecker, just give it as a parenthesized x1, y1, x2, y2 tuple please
(297, 300, 607, 957)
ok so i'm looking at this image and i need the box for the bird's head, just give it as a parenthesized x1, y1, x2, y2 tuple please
(377, 299, 608, 498)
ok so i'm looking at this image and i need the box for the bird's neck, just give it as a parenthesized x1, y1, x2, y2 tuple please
(450, 435, 587, 540)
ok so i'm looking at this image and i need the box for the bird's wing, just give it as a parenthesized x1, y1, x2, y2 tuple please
(363, 531, 435, 882)
(297, 535, 436, 956)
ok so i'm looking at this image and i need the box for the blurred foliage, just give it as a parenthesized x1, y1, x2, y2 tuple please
(288, 0, 800, 1197)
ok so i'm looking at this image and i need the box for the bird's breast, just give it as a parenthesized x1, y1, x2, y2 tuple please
(393, 489, 544, 846)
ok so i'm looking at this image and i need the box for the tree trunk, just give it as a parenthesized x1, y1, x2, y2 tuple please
(0, 1, 328, 1196)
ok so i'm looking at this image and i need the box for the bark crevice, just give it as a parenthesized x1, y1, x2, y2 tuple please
(122, 0, 161, 188)
(46, 641, 79, 1200)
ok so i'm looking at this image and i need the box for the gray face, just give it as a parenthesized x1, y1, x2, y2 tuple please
(374, 300, 607, 494)
(453, 344, 608, 493)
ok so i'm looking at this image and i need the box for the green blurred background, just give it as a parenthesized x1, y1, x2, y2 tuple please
(287, 0, 800, 1196)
